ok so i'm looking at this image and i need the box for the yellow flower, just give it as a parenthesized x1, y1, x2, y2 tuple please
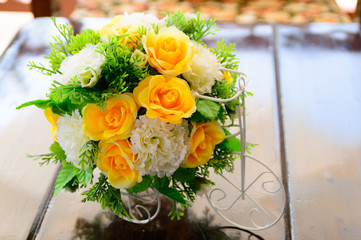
(133, 75, 196, 124)
(82, 93, 139, 141)
(98, 139, 141, 189)
(143, 26, 194, 76)
(100, 15, 140, 48)
(222, 71, 233, 83)
(183, 121, 225, 168)
(44, 108, 59, 141)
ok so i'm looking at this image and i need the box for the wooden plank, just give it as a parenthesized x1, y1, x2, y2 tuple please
(277, 23, 361, 239)
(36, 21, 287, 239)
(0, 1, 30, 12)
(0, 18, 70, 239)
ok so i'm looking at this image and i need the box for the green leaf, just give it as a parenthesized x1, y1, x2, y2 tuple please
(153, 176, 170, 189)
(128, 175, 152, 193)
(16, 99, 52, 110)
(49, 142, 66, 162)
(157, 187, 187, 204)
(77, 169, 92, 186)
(196, 99, 221, 120)
(218, 129, 241, 152)
(54, 163, 77, 196)
(188, 110, 208, 122)
(172, 167, 196, 182)
(64, 176, 79, 193)
(220, 137, 241, 152)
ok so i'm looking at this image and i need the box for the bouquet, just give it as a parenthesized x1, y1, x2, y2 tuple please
(18, 11, 252, 220)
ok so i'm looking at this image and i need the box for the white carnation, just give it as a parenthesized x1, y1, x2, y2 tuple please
(130, 115, 189, 177)
(56, 110, 90, 169)
(182, 41, 223, 94)
(53, 44, 105, 87)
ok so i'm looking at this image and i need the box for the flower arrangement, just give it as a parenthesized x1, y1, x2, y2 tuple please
(18, 12, 252, 220)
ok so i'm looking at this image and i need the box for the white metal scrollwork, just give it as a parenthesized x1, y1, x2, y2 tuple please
(203, 69, 286, 231)
(118, 188, 161, 224)
(117, 68, 285, 229)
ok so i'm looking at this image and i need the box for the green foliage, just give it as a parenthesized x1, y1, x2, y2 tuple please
(16, 99, 52, 110)
(54, 162, 77, 196)
(50, 142, 67, 162)
(195, 99, 221, 120)
(27, 153, 57, 166)
(67, 29, 101, 55)
(77, 169, 93, 187)
(153, 177, 187, 204)
(220, 136, 241, 152)
(29, 18, 101, 75)
(27, 61, 58, 75)
(166, 11, 217, 42)
(211, 40, 239, 70)
(207, 146, 235, 175)
(172, 168, 196, 182)
(187, 110, 208, 122)
(44, 18, 74, 71)
(78, 141, 98, 170)
(82, 174, 130, 219)
(98, 38, 150, 94)
(127, 175, 152, 193)
(168, 202, 187, 220)
(26, 141, 66, 166)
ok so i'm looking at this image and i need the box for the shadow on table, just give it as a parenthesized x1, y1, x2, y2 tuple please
(71, 197, 265, 240)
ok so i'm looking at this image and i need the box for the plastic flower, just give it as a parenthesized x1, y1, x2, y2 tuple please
(222, 71, 233, 83)
(82, 93, 139, 141)
(53, 44, 105, 87)
(182, 41, 223, 94)
(56, 110, 90, 169)
(98, 139, 141, 189)
(44, 108, 59, 141)
(130, 115, 189, 177)
(183, 121, 226, 168)
(133, 75, 196, 124)
(130, 49, 148, 68)
(100, 13, 162, 48)
(142, 26, 194, 76)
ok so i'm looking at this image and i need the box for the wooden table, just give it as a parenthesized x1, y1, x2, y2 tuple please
(0, 18, 360, 240)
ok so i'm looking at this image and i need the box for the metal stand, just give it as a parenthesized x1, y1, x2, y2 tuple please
(118, 69, 286, 229)
(203, 69, 286, 230)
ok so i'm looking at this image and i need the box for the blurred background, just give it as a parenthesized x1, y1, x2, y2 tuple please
(0, 0, 360, 55)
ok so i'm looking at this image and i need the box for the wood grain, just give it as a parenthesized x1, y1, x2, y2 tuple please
(0, 18, 70, 240)
(277, 23, 361, 239)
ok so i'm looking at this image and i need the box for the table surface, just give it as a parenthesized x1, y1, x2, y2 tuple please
(0, 18, 360, 240)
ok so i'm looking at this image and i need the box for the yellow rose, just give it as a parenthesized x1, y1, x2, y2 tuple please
(82, 93, 139, 141)
(44, 108, 60, 141)
(183, 121, 225, 168)
(143, 26, 194, 76)
(98, 139, 141, 189)
(133, 75, 196, 124)
(100, 15, 140, 48)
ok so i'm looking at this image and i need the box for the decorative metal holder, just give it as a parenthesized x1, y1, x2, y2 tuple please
(117, 69, 286, 230)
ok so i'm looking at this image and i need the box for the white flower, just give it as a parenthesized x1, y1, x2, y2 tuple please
(56, 110, 90, 169)
(196, 183, 212, 196)
(53, 44, 105, 87)
(120, 12, 163, 29)
(130, 115, 189, 177)
(131, 49, 148, 68)
(182, 41, 223, 94)
(100, 12, 165, 42)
